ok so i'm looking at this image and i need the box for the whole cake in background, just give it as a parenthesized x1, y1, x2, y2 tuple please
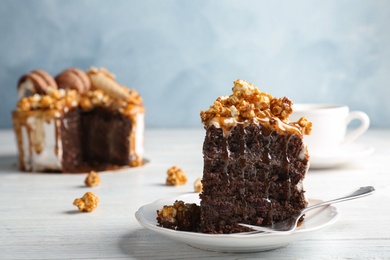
(12, 67, 144, 173)
(157, 79, 312, 234)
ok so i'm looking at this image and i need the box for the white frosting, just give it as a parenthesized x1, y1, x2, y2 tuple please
(296, 180, 303, 192)
(18, 79, 35, 99)
(210, 117, 237, 128)
(22, 116, 61, 172)
(298, 144, 307, 160)
(134, 113, 144, 157)
(21, 125, 30, 170)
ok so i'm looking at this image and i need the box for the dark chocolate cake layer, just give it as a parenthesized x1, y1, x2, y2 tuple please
(61, 107, 83, 172)
(200, 122, 309, 234)
(81, 106, 132, 166)
(60, 107, 132, 173)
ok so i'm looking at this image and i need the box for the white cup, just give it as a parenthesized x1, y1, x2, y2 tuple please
(290, 104, 370, 156)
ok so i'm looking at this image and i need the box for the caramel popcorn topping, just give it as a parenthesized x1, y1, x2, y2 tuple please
(166, 165, 187, 186)
(15, 67, 144, 117)
(200, 79, 312, 136)
(157, 204, 177, 226)
(295, 116, 312, 136)
(85, 171, 101, 187)
(73, 192, 99, 212)
(15, 87, 143, 115)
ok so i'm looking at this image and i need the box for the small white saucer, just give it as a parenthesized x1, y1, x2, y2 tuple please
(309, 143, 374, 169)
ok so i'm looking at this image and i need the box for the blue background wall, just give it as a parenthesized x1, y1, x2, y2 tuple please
(1, 0, 389, 128)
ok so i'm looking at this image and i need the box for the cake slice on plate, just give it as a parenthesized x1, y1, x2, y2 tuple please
(157, 79, 312, 233)
(199, 79, 312, 233)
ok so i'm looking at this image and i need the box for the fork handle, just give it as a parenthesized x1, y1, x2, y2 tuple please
(302, 186, 375, 214)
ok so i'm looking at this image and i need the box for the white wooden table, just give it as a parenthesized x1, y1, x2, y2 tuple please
(1, 128, 389, 259)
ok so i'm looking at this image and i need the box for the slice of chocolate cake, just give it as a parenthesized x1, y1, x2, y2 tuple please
(199, 79, 312, 234)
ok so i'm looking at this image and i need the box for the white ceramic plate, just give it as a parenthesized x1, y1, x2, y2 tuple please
(310, 143, 374, 169)
(135, 193, 339, 253)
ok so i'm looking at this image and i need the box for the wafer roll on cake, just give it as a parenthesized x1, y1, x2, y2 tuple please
(87, 67, 131, 100)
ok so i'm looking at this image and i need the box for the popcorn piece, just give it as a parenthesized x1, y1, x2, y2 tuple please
(270, 97, 293, 121)
(296, 117, 313, 135)
(73, 192, 99, 212)
(85, 171, 101, 187)
(157, 205, 177, 228)
(79, 96, 93, 110)
(194, 177, 203, 193)
(16, 98, 31, 111)
(46, 87, 63, 99)
(156, 200, 201, 231)
(166, 165, 187, 186)
(39, 95, 55, 109)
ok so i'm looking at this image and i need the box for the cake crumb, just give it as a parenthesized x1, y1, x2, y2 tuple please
(166, 165, 187, 186)
(157, 205, 177, 227)
(194, 177, 203, 193)
(85, 171, 101, 187)
(73, 192, 99, 212)
(157, 200, 200, 231)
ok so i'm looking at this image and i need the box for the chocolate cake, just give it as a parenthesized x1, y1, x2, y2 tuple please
(198, 79, 312, 234)
(156, 79, 312, 234)
(12, 67, 144, 173)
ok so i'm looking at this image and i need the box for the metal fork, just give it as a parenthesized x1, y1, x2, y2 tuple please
(239, 186, 375, 233)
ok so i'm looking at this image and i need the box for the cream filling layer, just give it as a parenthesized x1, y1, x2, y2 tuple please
(22, 116, 62, 172)
(134, 113, 144, 157)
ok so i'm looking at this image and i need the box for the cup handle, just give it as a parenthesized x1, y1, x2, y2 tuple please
(342, 111, 370, 145)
